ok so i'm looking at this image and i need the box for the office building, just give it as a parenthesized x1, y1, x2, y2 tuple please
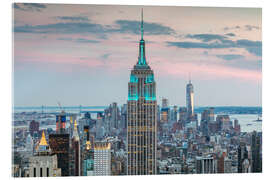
(251, 131, 262, 172)
(216, 115, 232, 132)
(201, 108, 214, 136)
(29, 131, 61, 177)
(179, 107, 187, 125)
(161, 107, 170, 124)
(162, 98, 169, 108)
(217, 152, 225, 173)
(234, 119, 241, 134)
(70, 120, 81, 176)
(170, 105, 178, 124)
(186, 80, 194, 118)
(96, 112, 105, 140)
(127, 9, 157, 175)
(49, 133, 70, 176)
(196, 156, 216, 174)
(29, 120, 39, 136)
(94, 142, 111, 176)
(82, 125, 94, 176)
(120, 104, 127, 129)
(56, 111, 67, 133)
(224, 157, 232, 173)
(26, 133, 34, 153)
(238, 142, 248, 173)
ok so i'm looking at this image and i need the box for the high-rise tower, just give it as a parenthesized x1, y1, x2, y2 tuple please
(127, 9, 157, 175)
(70, 120, 81, 176)
(186, 79, 194, 118)
(82, 126, 94, 176)
(94, 142, 111, 176)
(56, 111, 66, 133)
(251, 131, 262, 172)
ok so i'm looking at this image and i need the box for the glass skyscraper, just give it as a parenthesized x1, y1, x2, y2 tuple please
(127, 9, 157, 175)
(186, 80, 194, 118)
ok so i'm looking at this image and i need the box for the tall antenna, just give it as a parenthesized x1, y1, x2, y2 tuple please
(141, 8, 144, 40)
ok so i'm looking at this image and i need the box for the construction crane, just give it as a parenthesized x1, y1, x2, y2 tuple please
(57, 101, 65, 114)
(56, 101, 66, 132)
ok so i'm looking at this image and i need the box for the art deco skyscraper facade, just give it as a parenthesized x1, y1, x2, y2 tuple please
(127, 9, 157, 175)
(29, 131, 61, 177)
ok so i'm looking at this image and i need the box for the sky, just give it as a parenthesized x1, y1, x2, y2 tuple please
(13, 3, 262, 107)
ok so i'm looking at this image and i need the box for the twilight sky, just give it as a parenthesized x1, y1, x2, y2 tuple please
(13, 3, 262, 107)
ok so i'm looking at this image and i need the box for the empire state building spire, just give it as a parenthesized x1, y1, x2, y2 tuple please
(137, 8, 147, 66)
(141, 8, 144, 40)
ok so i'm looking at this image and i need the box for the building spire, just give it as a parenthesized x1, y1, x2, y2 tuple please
(35, 130, 51, 154)
(137, 8, 148, 66)
(74, 119, 78, 130)
(141, 8, 144, 40)
(39, 130, 48, 146)
(73, 119, 80, 141)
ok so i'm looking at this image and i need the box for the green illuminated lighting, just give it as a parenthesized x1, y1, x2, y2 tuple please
(130, 74, 138, 83)
(144, 77, 156, 101)
(128, 73, 156, 101)
(128, 96, 139, 101)
(128, 75, 139, 101)
(145, 74, 154, 83)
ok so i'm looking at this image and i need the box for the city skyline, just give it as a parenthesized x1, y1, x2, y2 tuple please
(12, 3, 262, 177)
(13, 4, 262, 107)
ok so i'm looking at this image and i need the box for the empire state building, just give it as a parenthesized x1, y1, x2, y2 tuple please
(127, 9, 157, 175)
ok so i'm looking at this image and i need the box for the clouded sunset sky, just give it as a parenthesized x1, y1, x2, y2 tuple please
(13, 3, 262, 107)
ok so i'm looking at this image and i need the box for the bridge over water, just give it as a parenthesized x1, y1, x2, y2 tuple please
(13, 106, 108, 114)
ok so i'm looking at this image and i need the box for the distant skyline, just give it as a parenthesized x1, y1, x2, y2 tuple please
(13, 4, 262, 107)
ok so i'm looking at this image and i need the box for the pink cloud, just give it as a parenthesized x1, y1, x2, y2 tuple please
(153, 60, 261, 83)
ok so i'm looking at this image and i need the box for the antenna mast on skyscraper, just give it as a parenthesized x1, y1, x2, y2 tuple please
(141, 8, 144, 40)
(188, 72, 191, 84)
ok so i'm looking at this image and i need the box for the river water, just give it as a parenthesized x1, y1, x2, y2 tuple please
(229, 114, 262, 133)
